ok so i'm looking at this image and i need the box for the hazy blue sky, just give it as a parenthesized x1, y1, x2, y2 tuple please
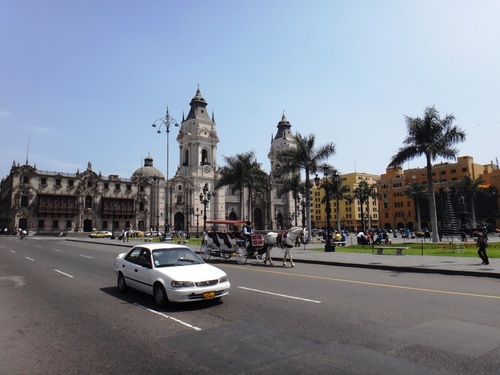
(1, 0, 499, 181)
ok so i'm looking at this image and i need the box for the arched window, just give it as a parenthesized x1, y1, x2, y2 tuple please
(20, 196, 29, 207)
(85, 196, 92, 208)
(66, 220, 72, 230)
(139, 202, 144, 211)
(183, 150, 189, 166)
(38, 219, 44, 229)
(103, 220, 108, 229)
(201, 149, 209, 165)
(52, 220, 59, 229)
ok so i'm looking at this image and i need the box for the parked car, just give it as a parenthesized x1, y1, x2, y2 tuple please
(128, 230, 145, 238)
(89, 231, 112, 238)
(114, 243, 230, 306)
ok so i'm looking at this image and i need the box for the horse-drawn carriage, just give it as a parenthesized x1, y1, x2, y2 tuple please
(200, 220, 303, 267)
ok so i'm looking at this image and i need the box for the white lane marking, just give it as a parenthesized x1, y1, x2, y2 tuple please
(10, 250, 15, 253)
(53, 248, 62, 252)
(54, 269, 74, 278)
(238, 286, 321, 304)
(36, 245, 42, 248)
(80, 255, 93, 259)
(25, 257, 35, 262)
(134, 303, 202, 331)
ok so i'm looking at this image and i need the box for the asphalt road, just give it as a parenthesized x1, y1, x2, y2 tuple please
(1, 236, 500, 374)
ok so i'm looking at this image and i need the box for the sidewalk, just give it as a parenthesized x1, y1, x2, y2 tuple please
(65, 236, 500, 279)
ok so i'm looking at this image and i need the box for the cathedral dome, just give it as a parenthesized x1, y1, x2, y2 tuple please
(132, 156, 164, 179)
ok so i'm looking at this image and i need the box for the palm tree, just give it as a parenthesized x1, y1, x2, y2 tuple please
(327, 174, 351, 232)
(216, 151, 270, 222)
(277, 173, 304, 227)
(275, 133, 336, 242)
(403, 181, 427, 231)
(456, 174, 486, 229)
(365, 182, 379, 230)
(352, 180, 371, 232)
(388, 106, 466, 242)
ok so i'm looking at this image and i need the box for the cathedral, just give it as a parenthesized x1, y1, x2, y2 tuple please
(0, 88, 296, 235)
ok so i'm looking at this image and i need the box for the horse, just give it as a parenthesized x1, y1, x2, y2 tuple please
(258, 227, 303, 267)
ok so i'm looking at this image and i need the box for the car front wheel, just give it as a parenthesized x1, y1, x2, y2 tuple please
(117, 273, 127, 292)
(154, 284, 169, 307)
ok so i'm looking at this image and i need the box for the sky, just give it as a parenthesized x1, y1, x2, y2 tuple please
(1, 0, 499, 182)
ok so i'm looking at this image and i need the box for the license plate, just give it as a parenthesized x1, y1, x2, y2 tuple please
(203, 291, 215, 300)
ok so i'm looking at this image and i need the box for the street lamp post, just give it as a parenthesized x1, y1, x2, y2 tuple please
(152, 107, 179, 233)
(315, 165, 336, 252)
(194, 207, 201, 238)
(156, 212, 162, 232)
(199, 183, 212, 233)
(300, 196, 306, 229)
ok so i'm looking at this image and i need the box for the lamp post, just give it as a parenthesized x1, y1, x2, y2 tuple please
(315, 165, 335, 252)
(332, 170, 341, 232)
(156, 212, 162, 232)
(300, 196, 306, 229)
(199, 183, 212, 233)
(194, 207, 201, 238)
(152, 106, 179, 233)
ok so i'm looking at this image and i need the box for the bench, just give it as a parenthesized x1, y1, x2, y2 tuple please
(374, 246, 409, 255)
(333, 241, 348, 247)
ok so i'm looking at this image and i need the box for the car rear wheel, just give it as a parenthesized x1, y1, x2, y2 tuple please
(117, 273, 127, 292)
(154, 284, 169, 307)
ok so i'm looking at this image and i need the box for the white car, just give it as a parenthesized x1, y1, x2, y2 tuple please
(114, 243, 230, 306)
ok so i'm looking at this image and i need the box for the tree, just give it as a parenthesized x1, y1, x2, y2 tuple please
(275, 133, 336, 242)
(277, 173, 304, 227)
(403, 181, 427, 231)
(456, 174, 486, 229)
(388, 106, 466, 242)
(216, 151, 270, 222)
(327, 174, 351, 232)
(352, 180, 373, 232)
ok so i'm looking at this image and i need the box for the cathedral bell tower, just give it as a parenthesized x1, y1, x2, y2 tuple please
(268, 112, 296, 229)
(170, 87, 224, 231)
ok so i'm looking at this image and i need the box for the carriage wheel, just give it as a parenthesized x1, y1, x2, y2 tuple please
(200, 241, 211, 261)
(236, 246, 248, 265)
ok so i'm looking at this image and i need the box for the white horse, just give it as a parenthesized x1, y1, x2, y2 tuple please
(259, 227, 303, 267)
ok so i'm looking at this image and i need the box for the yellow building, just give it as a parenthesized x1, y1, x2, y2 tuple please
(312, 172, 380, 231)
(378, 156, 499, 231)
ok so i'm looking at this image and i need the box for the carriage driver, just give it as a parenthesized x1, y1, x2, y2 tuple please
(243, 220, 253, 246)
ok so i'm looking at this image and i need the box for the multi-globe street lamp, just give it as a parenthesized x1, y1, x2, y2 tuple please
(152, 107, 179, 233)
(194, 207, 201, 238)
(199, 183, 212, 233)
(315, 165, 338, 252)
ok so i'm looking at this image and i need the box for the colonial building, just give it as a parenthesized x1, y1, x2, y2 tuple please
(312, 172, 380, 232)
(0, 158, 163, 234)
(0, 88, 296, 234)
(378, 156, 499, 231)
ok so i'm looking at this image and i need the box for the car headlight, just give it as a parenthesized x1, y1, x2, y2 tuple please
(171, 280, 195, 288)
(219, 275, 228, 283)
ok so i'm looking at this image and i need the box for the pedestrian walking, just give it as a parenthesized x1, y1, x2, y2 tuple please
(477, 228, 489, 265)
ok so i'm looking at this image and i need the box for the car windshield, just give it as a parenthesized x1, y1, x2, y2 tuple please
(152, 248, 204, 268)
